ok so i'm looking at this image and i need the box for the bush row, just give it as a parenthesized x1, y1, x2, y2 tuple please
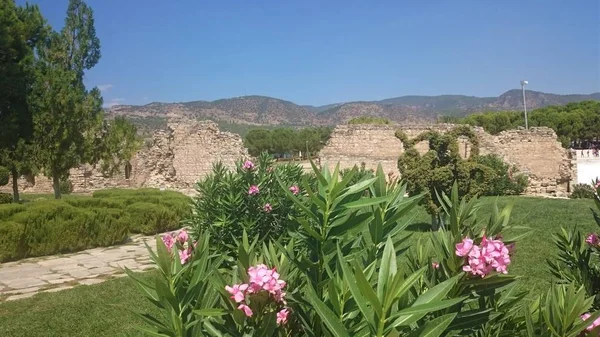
(0, 188, 191, 262)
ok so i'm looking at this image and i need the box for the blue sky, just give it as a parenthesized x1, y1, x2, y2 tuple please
(18, 0, 600, 107)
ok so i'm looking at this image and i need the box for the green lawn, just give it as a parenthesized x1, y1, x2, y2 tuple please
(0, 196, 596, 337)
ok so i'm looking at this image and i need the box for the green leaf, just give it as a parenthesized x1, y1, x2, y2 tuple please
(377, 236, 397, 301)
(193, 308, 226, 317)
(352, 260, 383, 319)
(404, 313, 457, 337)
(337, 246, 377, 329)
(345, 195, 390, 209)
(305, 280, 350, 337)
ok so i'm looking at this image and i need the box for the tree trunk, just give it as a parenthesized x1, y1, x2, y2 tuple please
(431, 214, 439, 231)
(11, 169, 20, 203)
(52, 174, 61, 199)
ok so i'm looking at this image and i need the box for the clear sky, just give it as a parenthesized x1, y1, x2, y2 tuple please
(17, 0, 600, 107)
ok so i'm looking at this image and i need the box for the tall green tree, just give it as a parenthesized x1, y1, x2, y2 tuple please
(31, 0, 102, 199)
(0, 0, 48, 202)
(93, 117, 140, 176)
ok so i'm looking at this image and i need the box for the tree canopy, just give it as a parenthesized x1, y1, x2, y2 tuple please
(450, 101, 600, 147)
(244, 127, 332, 158)
(0, 0, 138, 200)
(347, 116, 391, 125)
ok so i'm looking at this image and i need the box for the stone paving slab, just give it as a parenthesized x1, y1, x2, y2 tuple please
(0, 232, 169, 302)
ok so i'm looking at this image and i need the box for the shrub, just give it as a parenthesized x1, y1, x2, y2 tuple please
(474, 154, 528, 195)
(0, 221, 26, 262)
(125, 202, 181, 235)
(571, 183, 596, 199)
(0, 166, 9, 186)
(59, 179, 73, 195)
(0, 192, 12, 204)
(188, 153, 305, 251)
(0, 203, 26, 220)
(2, 201, 129, 261)
(131, 165, 600, 337)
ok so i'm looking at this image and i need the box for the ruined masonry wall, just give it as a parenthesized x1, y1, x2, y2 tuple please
(319, 124, 574, 197)
(1, 120, 249, 195)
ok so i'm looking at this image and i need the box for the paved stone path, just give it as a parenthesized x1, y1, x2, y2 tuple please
(0, 234, 159, 302)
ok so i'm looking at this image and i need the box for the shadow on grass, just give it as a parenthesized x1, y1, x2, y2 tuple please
(405, 222, 432, 232)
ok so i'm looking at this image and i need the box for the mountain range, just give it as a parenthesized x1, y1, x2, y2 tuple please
(107, 89, 600, 126)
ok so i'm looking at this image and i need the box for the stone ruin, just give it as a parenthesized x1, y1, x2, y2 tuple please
(1, 120, 577, 198)
(319, 124, 576, 197)
(2, 119, 249, 195)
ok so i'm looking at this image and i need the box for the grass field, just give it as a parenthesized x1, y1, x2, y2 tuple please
(0, 196, 596, 337)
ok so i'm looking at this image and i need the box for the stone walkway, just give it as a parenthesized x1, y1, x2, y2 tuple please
(0, 234, 159, 302)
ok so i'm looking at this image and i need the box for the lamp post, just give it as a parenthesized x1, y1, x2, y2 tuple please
(521, 80, 528, 129)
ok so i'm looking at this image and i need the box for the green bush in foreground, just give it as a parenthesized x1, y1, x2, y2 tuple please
(131, 166, 600, 336)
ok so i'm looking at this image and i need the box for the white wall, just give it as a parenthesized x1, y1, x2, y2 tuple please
(576, 156, 600, 184)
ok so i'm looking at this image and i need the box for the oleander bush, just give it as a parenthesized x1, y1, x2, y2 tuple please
(188, 153, 305, 252)
(130, 163, 600, 336)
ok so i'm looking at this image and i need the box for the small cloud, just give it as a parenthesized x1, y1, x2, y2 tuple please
(143, 96, 149, 100)
(98, 84, 113, 92)
(103, 98, 125, 108)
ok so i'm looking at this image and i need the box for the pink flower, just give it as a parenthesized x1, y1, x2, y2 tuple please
(594, 180, 600, 189)
(225, 284, 248, 303)
(455, 238, 474, 257)
(238, 304, 253, 317)
(459, 235, 511, 277)
(432, 262, 440, 269)
(581, 313, 600, 331)
(177, 230, 188, 244)
(263, 203, 273, 213)
(289, 185, 300, 195)
(586, 233, 600, 246)
(162, 234, 175, 252)
(242, 160, 255, 170)
(276, 308, 289, 325)
(248, 185, 260, 195)
(178, 248, 191, 264)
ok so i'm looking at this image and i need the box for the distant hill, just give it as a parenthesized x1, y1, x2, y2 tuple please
(107, 90, 600, 129)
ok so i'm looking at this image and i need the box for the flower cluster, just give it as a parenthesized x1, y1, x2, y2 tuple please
(242, 160, 255, 170)
(248, 185, 260, 195)
(225, 264, 289, 325)
(586, 233, 600, 246)
(161, 230, 194, 264)
(582, 313, 600, 331)
(263, 203, 273, 213)
(455, 235, 512, 277)
(594, 178, 600, 190)
(289, 185, 300, 195)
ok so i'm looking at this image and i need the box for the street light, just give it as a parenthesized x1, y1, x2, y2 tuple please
(520, 80, 528, 129)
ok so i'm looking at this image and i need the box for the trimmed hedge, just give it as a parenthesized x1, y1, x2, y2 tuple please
(0, 193, 12, 204)
(0, 188, 191, 262)
(92, 188, 191, 235)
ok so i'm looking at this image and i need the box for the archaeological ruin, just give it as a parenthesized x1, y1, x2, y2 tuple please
(2, 119, 249, 195)
(319, 124, 576, 197)
(1, 120, 579, 198)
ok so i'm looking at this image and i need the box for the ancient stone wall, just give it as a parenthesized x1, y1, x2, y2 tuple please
(319, 124, 575, 197)
(1, 120, 249, 195)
